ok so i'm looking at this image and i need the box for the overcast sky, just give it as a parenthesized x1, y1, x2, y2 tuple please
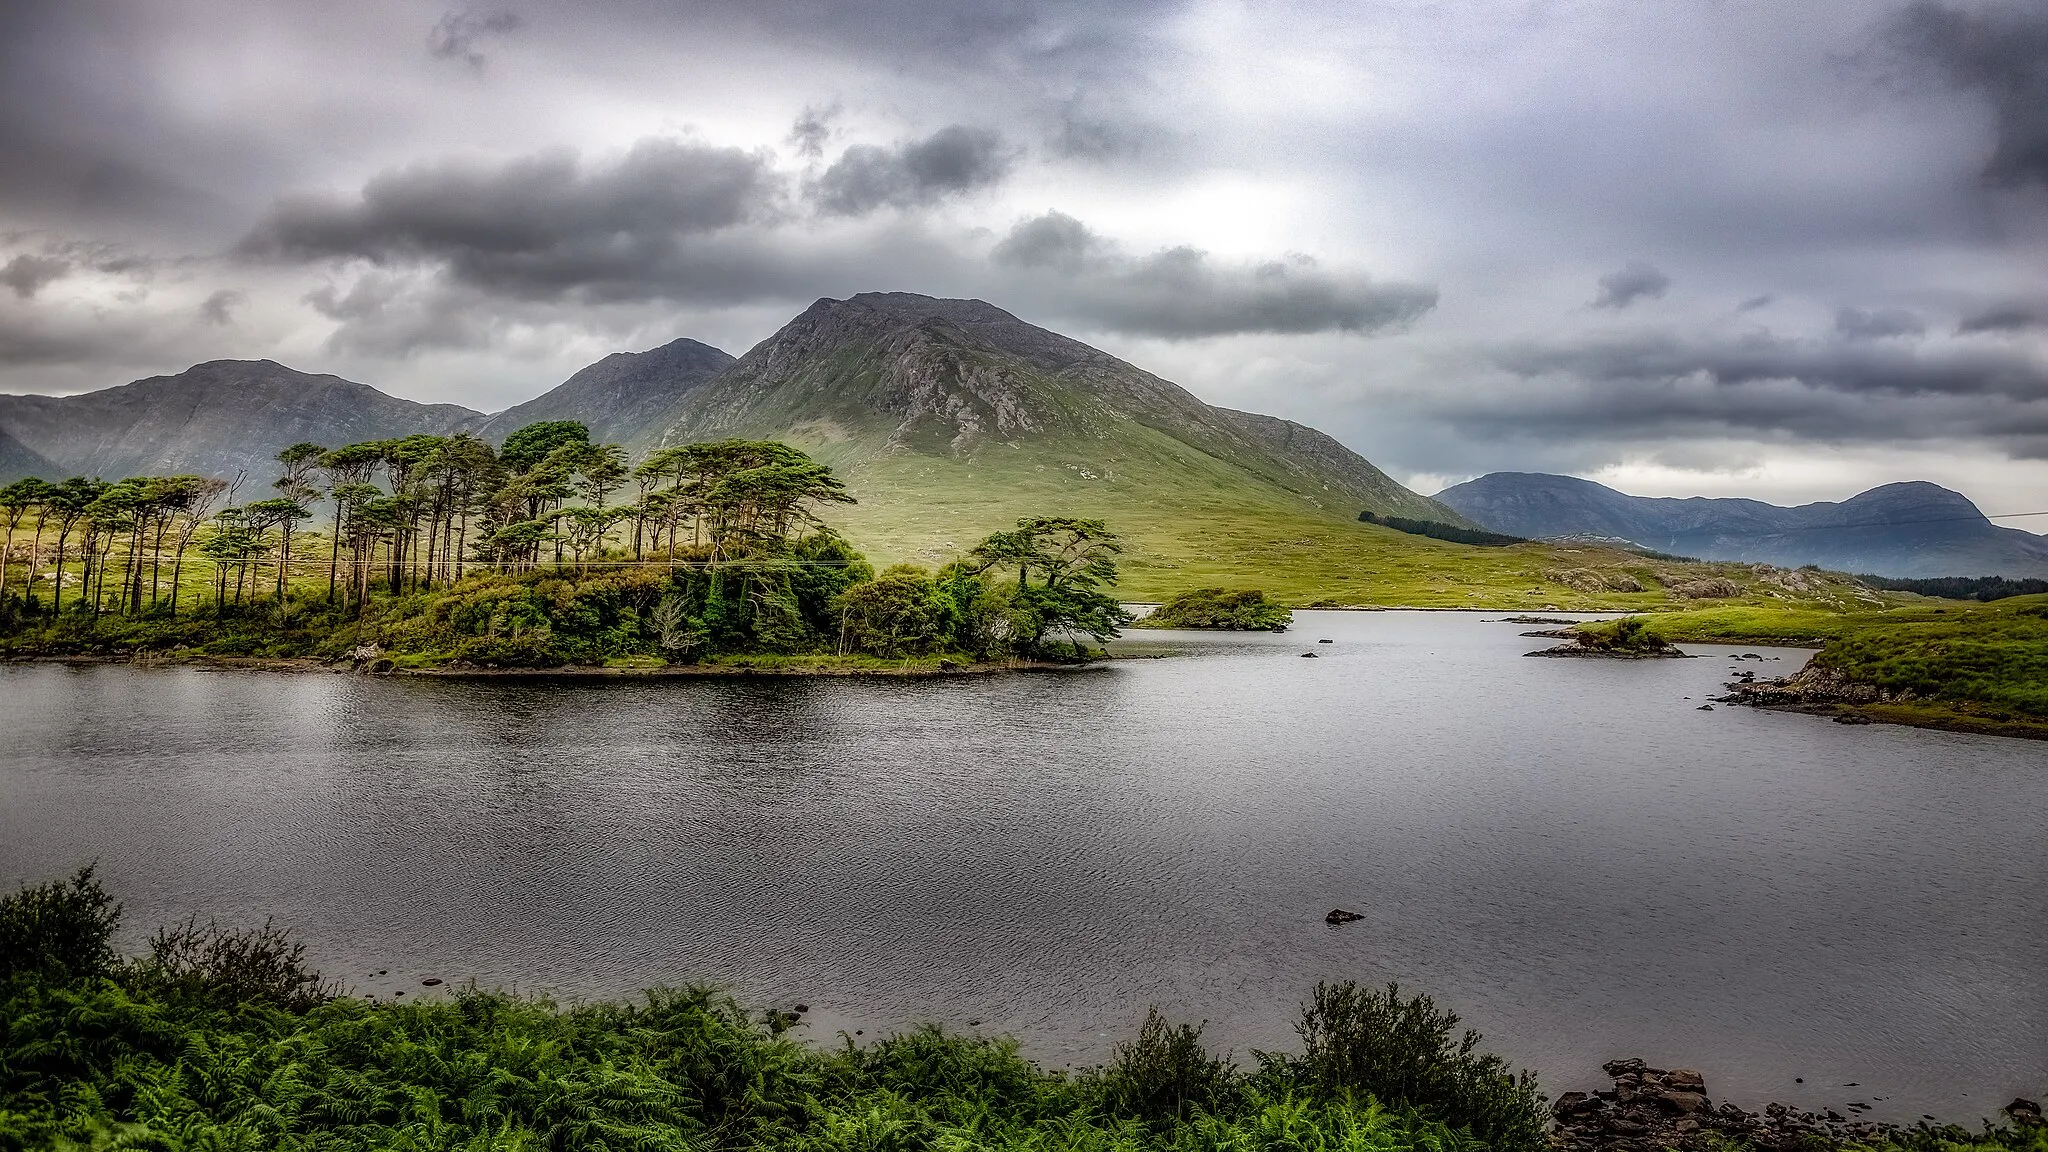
(2, 0, 2045, 510)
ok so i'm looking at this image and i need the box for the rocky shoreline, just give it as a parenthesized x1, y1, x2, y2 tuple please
(1552, 1060, 2040, 1152)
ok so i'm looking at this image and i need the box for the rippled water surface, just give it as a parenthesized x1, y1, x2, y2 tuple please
(3, 611, 2043, 1119)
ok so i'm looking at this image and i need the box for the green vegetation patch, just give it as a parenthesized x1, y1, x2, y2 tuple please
(1134, 587, 1293, 630)
(1358, 511, 1526, 547)
(0, 868, 1555, 1152)
(1603, 595, 2048, 720)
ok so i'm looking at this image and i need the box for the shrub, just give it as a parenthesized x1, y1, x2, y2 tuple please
(1295, 981, 1546, 1152)
(834, 567, 957, 656)
(134, 916, 331, 1012)
(1137, 588, 1293, 630)
(0, 864, 120, 983)
(1095, 1007, 1238, 1123)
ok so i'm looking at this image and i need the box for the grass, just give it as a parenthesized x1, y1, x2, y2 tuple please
(800, 432, 1902, 611)
(1602, 594, 2048, 733)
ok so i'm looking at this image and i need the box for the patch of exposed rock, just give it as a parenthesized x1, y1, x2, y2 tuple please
(1553, 1060, 1902, 1152)
(1719, 663, 1898, 711)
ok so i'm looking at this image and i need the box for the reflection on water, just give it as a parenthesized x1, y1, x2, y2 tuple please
(2, 611, 2042, 1121)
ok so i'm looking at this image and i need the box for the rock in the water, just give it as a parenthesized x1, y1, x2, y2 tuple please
(1301, 651, 1319, 658)
(1833, 712, 1874, 725)
(421, 978, 443, 986)
(1325, 908, 1364, 925)
(1318, 638, 1333, 644)
(2007, 1099, 2043, 1124)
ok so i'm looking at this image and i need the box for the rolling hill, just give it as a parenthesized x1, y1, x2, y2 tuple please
(1435, 471, 2048, 578)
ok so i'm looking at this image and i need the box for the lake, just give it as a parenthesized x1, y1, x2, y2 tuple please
(2, 611, 2042, 1121)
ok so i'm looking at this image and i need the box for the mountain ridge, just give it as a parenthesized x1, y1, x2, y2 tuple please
(1435, 471, 2048, 578)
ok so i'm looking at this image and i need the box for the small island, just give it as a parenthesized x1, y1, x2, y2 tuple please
(0, 428, 1133, 673)
(1132, 587, 1293, 631)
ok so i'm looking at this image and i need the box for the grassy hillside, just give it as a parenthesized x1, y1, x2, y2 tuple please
(777, 430, 1890, 609)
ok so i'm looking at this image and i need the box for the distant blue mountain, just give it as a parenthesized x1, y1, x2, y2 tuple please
(1434, 472, 2048, 579)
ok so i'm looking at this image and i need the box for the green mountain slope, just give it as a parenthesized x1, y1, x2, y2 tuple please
(647, 292, 1489, 596)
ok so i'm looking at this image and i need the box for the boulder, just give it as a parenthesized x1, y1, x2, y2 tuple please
(1657, 1092, 1709, 1115)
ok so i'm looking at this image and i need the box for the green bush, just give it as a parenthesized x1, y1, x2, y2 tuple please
(833, 566, 958, 656)
(1294, 981, 1547, 1152)
(0, 864, 119, 983)
(1136, 588, 1293, 630)
(1093, 1007, 1237, 1124)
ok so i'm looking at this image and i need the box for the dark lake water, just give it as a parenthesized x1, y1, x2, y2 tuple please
(2, 611, 2042, 1121)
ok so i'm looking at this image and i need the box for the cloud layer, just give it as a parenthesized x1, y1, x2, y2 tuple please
(0, 0, 2045, 508)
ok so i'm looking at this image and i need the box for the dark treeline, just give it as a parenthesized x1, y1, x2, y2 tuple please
(1856, 574, 2048, 602)
(1358, 511, 1527, 548)
(0, 422, 1133, 665)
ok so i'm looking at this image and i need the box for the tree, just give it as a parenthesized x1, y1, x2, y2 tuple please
(499, 420, 590, 474)
(41, 478, 104, 616)
(318, 443, 384, 602)
(243, 497, 309, 608)
(0, 478, 52, 601)
(965, 517, 1130, 655)
(833, 566, 957, 657)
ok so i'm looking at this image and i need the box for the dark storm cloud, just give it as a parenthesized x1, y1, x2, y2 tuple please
(1959, 304, 2048, 334)
(808, 126, 1014, 216)
(1428, 330, 2048, 458)
(993, 211, 1437, 339)
(239, 139, 782, 300)
(1591, 262, 1670, 310)
(1891, 0, 2048, 188)
(427, 10, 523, 68)
(1834, 307, 1924, 340)
(198, 289, 242, 326)
(0, 255, 70, 299)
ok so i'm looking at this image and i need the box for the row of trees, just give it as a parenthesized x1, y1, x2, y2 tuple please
(0, 426, 1133, 661)
(0, 422, 863, 622)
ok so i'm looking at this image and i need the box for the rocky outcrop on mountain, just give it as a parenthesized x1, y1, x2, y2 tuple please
(0, 360, 482, 483)
(475, 337, 734, 447)
(1435, 472, 2048, 578)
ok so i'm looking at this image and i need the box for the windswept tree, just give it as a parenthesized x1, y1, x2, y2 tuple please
(965, 516, 1131, 655)
(318, 443, 384, 602)
(41, 478, 103, 616)
(0, 478, 52, 600)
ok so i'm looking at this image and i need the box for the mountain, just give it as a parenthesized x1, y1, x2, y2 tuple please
(473, 337, 734, 446)
(0, 360, 482, 485)
(641, 292, 1469, 578)
(1434, 472, 2048, 578)
(0, 427, 62, 484)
